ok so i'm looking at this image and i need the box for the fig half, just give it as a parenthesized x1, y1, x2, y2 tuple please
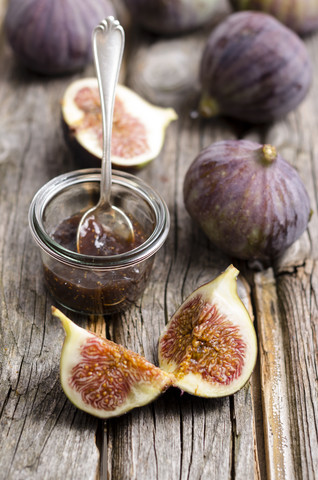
(52, 307, 172, 418)
(158, 265, 257, 397)
(61, 78, 178, 169)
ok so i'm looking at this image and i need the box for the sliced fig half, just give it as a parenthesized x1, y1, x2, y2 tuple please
(61, 78, 178, 169)
(158, 265, 257, 397)
(52, 307, 173, 418)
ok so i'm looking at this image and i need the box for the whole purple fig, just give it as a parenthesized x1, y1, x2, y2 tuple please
(199, 12, 312, 123)
(229, 0, 318, 36)
(4, 0, 115, 75)
(122, 0, 219, 35)
(183, 140, 311, 264)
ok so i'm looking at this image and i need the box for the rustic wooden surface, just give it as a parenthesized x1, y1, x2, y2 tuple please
(0, 0, 317, 479)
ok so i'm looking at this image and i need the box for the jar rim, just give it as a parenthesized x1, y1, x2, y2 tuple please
(29, 168, 170, 269)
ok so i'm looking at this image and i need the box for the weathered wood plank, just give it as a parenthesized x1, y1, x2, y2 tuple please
(251, 28, 318, 480)
(0, 26, 100, 480)
(254, 269, 295, 480)
(254, 261, 318, 480)
(276, 261, 318, 479)
(1, 0, 318, 478)
(102, 11, 256, 479)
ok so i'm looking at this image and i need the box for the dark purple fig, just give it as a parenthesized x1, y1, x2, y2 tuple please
(183, 140, 311, 264)
(159, 265, 257, 397)
(122, 0, 219, 35)
(199, 12, 312, 123)
(4, 0, 115, 75)
(229, 0, 318, 36)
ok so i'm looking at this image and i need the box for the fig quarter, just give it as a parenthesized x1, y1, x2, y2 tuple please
(158, 265, 257, 397)
(52, 307, 173, 419)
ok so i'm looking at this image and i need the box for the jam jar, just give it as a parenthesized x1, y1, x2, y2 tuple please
(29, 169, 170, 315)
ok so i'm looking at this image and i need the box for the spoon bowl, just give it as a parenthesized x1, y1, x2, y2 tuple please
(77, 204, 135, 256)
(76, 16, 134, 255)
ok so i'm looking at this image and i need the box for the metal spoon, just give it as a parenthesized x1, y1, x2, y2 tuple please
(76, 17, 134, 255)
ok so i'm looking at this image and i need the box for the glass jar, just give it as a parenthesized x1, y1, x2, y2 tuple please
(29, 169, 170, 315)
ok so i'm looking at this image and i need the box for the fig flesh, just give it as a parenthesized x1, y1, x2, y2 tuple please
(199, 12, 312, 123)
(5, 0, 115, 75)
(52, 307, 172, 418)
(122, 0, 219, 35)
(229, 0, 318, 36)
(183, 140, 311, 264)
(62, 78, 178, 169)
(159, 265, 257, 397)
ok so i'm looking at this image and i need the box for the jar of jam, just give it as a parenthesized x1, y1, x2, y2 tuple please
(29, 169, 170, 315)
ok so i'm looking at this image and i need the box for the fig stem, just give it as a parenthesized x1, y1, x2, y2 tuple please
(51, 306, 72, 337)
(262, 144, 277, 164)
(199, 94, 220, 118)
(210, 264, 239, 299)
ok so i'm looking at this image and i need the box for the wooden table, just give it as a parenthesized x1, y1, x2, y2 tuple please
(1, 1, 317, 479)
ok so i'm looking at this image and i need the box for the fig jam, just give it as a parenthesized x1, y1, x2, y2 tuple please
(44, 213, 153, 315)
(54, 213, 141, 256)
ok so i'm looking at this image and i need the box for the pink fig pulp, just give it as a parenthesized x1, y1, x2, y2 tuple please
(52, 307, 172, 418)
(158, 266, 257, 397)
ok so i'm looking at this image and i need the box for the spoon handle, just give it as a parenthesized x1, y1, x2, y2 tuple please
(93, 16, 125, 206)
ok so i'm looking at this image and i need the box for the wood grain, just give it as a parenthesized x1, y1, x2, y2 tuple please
(0, 0, 317, 478)
(254, 269, 295, 480)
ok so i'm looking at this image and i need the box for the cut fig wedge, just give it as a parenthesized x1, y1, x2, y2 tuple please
(61, 78, 178, 169)
(52, 307, 173, 418)
(158, 265, 257, 397)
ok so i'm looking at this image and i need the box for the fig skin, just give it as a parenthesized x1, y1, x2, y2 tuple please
(122, 0, 219, 35)
(229, 0, 318, 36)
(159, 265, 257, 397)
(199, 11, 312, 123)
(183, 140, 311, 264)
(61, 78, 177, 169)
(52, 307, 173, 419)
(4, 0, 115, 75)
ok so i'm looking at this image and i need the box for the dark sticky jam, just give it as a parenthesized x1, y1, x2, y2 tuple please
(44, 213, 154, 315)
(55, 213, 141, 256)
